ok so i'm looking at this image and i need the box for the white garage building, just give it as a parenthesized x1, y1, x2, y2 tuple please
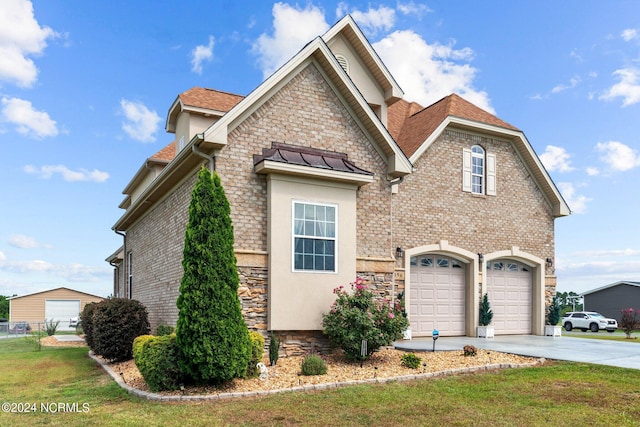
(9, 287, 104, 331)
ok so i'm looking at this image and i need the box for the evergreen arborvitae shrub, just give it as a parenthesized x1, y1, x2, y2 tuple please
(92, 298, 150, 362)
(479, 293, 493, 326)
(80, 302, 98, 351)
(246, 331, 265, 378)
(547, 295, 562, 326)
(269, 332, 280, 366)
(133, 334, 183, 392)
(176, 167, 252, 384)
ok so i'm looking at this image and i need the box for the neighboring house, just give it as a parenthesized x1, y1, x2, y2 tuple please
(582, 281, 640, 323)
(9, 287, 104, 331)
(108, 16, 569, 353)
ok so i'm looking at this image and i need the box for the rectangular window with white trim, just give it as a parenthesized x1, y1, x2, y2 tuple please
(293, 201, 336, 272)
(127, 251, 133, 298)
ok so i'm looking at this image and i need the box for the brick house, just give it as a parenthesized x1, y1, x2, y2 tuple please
(108, 16, 569, 353)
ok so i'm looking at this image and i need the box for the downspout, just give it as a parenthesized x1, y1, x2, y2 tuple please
(191, 133, 215, 172)
(114, 229, 126, 298)
(388, 175, 406, 306)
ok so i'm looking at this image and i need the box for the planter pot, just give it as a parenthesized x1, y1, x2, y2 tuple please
(477, 325, 494, 338)
(403, 327, 412, 340)
(545, 325, 562, 337)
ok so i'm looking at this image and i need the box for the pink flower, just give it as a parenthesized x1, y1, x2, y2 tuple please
(388, 312, 395, 319)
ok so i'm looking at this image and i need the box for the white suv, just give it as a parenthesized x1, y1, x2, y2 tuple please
(562, 311, 617, 333)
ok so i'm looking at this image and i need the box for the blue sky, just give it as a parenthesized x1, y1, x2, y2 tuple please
(1, 0, 639, 298)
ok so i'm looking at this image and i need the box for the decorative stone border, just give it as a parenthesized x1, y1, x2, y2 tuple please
(89, 351, 545, 402)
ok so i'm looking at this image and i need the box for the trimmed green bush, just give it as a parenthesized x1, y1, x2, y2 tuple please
(269, 332, 280, 366)
(176, 168, 251, 384)
(80, 302, 98, 350)
(400, 353, 421, 369)
(156, 325, 175, 336)
(245, 331, 265, 378)
(133, 334, 183, 392)
(322, 278, 408, 361)
(91, 298, 150, 362)
(301, 354, 327, 376)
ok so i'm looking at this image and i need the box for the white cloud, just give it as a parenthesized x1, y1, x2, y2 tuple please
(0, 256, 109, 282)
(621, 28, 639, 42)
(595, 141, 640, 171)
(252, 3, 329, 78)
(599, 68, 640, 107)
(396, 2, 433, 17)
(0, 0, 57, 87)
(557, 182, 591, 214)
(551, 76, 581, 94)
(1, 96, 57, 138)
(24, 164, 109, 182)
(191, 35, 214, 74)
(119, 99, 161, 143)
(373, 30, 493, 112)
(586, 167, 600, 176)
(539, 145, 574, 173)
(336, 3, 396, 34)
(8, 234, 50, 249)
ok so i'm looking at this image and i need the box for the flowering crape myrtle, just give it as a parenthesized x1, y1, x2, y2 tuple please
(322, 277, 408, 361)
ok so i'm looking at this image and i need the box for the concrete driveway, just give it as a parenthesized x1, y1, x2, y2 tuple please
(395, 334, 640, 370)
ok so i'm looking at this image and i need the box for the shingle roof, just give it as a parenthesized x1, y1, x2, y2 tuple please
(149, 141, 175, 162)
(389, 94, 519, 158)
(179, 87, 244, 112)
(253, 142, 373, 176)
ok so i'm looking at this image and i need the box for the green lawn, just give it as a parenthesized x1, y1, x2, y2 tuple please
(563, 330, 640, 342)
(1, 337, 640, 426)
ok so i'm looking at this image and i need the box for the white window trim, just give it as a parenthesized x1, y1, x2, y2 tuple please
(291, 200, 338, 273)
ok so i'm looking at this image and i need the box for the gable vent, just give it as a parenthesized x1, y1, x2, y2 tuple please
(335, 54, 349, 74)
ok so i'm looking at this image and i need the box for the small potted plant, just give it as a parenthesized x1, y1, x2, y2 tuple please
(477, 293, 494, 338)
(545, 295, 562, 337)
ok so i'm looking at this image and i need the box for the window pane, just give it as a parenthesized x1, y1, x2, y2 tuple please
(493, 262, 504, 271)
(420, 257, 433, 267)
(304, 204, 315, 220)
(507, 263, 518, 272)
(294, 203, 304, 219)
(314, 239, 325, 254)
(437, 258, 449, 268)
(304, 220, 315, 236)
(326, 222, 335, 238)
(410, 257, 417, 266)
(316, 206, 326, 221)
(325, 256, 335, 271)
(452, 259, 462, 269)
(304, 239, 314, 252)
(294, 253, 303, 270)
(326, 206, 335, 222)
(294, 219, 304, 235)
(315, 255, 324, 270)
(325, 240, 335, 256)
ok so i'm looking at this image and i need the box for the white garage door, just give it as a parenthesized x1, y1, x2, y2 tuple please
(486, 260, 532, 334)
(409, 255, 466, 336)
(45, 300, 81, 330)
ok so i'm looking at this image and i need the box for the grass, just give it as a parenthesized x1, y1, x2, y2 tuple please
(563, 330, 640, 342)
(1, 338, 640, 426)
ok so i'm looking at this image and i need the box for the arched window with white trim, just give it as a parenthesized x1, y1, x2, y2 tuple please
(462, 145, 496, 196)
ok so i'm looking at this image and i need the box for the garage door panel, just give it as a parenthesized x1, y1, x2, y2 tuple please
(409, 255, 466, 337)
(45, 300, 81, 331)
(486, 260, 532, 335)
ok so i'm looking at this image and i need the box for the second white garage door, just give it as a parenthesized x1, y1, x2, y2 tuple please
(486, 260, 532, 334)
(409, 255, 466, 336)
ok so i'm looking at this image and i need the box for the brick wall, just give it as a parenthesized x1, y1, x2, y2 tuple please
(125, 64, 397, 339)
(393, 129, 556, 267)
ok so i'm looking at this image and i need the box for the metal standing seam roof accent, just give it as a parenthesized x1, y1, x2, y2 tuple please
(253, 142, 374, 176)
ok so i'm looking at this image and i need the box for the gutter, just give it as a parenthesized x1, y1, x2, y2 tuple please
(114, 230, 126, 298)
(191, 133, 215, 172)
